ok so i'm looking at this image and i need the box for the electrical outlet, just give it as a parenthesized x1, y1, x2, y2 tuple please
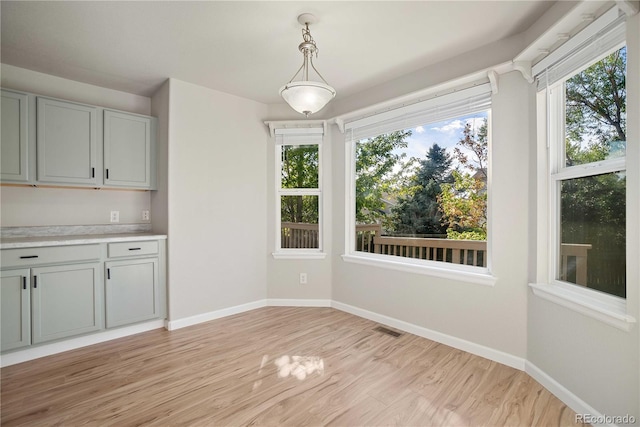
(142, 210, 150, 221)
(299, 273, 308, 284)
(110, 211, 120, 223)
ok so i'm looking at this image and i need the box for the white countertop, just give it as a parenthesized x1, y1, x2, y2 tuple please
(0, 233, 167, 249)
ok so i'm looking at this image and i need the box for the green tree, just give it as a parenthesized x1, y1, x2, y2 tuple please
(355, 130, 411, 224)
(438, 171, 487, 240)
(439, 117, 488, 240)
(391, 144, 452, 235)
(565, 46, 626, 165)
(453, 118, 488, 179)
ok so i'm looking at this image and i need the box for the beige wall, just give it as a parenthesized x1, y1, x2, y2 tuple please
(165, 78, 268, 321)
(0, 65, 152, 227)
(330, 71, 530, 359)
(527, 13, 640, 420)
(265, 128, 333, 301)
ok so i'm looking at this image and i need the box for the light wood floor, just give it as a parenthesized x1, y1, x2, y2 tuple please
(1, 307, 585, 426)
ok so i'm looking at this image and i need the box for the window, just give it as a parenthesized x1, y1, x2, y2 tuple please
(274, 127, 324, 258)
(342, 84, 494, 283)
(531, 8, 635, 329)
(548, 45, 626, 298)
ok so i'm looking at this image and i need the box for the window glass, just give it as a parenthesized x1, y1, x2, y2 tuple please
(281, 145, 318, 189)
(281, 195, 319, 249)
(354, 111, 489, 268)
(553, 45, 627, 298)
(564, 47, 626, 167)
(559, 172, 626, 297)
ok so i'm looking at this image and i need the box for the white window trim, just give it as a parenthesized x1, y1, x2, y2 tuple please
(271, 125, 326, 259)
(340, 84, 496, 286)
(532, 56, 636, 331)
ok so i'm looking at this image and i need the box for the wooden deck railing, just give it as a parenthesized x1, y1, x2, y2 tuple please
(283, 222, 591, 284)
(356, 224, 486, 266)
(559, 243, 592, 286)
(281, 222, 319, 249)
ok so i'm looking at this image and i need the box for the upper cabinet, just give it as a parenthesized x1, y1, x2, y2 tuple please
(37, 97, 98, 186)
(1, 90, 30, 183)
(0, 89, 156, 190)
(104, 110, 152, 189)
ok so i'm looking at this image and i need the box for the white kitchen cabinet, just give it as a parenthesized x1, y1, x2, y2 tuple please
(1, 90, 30, 182)
(37, 97, 99, 186)
(0, 269, 31, 352)
(104, 110, 153, 189)
(105, 257, 160, 328)
(2, 89, 157, 189)
(31, 263, 103, 343)
(105, 240, 161, 328)
(0, 236, 166, 355)
(1, 244, 103, 347)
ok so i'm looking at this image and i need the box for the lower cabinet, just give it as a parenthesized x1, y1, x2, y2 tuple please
(1, 269, 31, 352)
(0, 263, 102, 352)
(0, 238, 166, 354)
(31, 263, 102, 343)
(105, 258, 159, 328)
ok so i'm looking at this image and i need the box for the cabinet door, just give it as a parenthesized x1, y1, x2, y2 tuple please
(105, 258, 159, 328)
(1, 90, 29, 182)
(0, 269, 31, 351)
(37, 97, 98, 185)
(31, 263, 102, 343)
(104, 110, 151, 188)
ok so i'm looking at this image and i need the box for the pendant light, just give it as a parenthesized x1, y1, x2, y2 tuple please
(279, 13, 336, 117)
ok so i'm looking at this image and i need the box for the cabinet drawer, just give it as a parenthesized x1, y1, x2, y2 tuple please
(108, 241, 158, 258)
(1, 244, 100, 268)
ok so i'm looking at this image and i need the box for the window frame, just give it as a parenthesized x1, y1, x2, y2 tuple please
(531, 39, 636, 330)
(340, 85, 496, 286)
(272, 126, 326, 259)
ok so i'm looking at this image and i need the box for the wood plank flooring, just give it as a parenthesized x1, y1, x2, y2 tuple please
(1, 307, 586, 426)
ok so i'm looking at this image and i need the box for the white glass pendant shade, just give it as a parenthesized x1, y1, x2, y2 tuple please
(279, 81, 336, 116)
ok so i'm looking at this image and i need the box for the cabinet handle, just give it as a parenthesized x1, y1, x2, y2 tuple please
(92, 167, 95, 178)
(23, 276, 27, 290)
(106, 169, 109, 179)
(128, 248, 141, 251)
(33, 276, 37, 289)
(107, 268, 111, 280)
(19, 255, 39, 259)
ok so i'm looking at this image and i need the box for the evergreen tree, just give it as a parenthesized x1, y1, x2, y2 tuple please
(391, 144, 452, 235)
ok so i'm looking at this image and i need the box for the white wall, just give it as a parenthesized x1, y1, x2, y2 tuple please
(527, 13, 640, 420)
(0, 64, 152, 227)
(166, 78, 268, 321)
(330, 71, 531, 361)
(150, 79, 170, 235)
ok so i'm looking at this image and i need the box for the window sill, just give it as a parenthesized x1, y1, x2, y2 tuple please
(341, 253, 497, 286)
(528, 282, 636, 331)
(272, 252, 327, 260)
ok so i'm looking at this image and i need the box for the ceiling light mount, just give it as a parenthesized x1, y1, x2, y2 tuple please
(279, 13, 336, 117)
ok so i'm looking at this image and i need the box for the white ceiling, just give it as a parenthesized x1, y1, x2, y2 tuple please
(1, 1, 558, 105)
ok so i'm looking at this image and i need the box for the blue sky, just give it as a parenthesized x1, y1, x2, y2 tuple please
(399, 111, 488, 172)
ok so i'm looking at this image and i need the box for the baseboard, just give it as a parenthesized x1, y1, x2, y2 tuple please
(525, 361, 614, 427)
(266, 298, 332, 307)
(166, 299, 267, 331)
(0, 319, 165, 368)
(331, 300, 526, 370)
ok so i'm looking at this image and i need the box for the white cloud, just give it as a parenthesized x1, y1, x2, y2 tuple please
(415, 125, 425, 133)
(431, 119, 464, 133)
